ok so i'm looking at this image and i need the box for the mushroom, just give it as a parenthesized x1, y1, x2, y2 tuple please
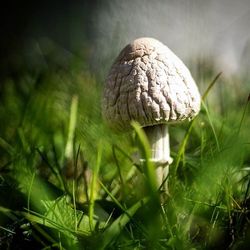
(102, 37, 201, 190)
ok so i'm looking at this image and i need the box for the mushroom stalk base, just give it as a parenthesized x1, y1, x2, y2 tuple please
(143, 124, 171, 191)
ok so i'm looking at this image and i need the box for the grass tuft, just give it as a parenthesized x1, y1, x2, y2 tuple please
(0, 53, 250, 249)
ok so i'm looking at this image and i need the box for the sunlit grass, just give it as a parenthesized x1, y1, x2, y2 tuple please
(0, 51, 249, 249)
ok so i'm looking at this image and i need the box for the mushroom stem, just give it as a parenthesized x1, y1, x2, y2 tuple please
(143, 124, 171, 191)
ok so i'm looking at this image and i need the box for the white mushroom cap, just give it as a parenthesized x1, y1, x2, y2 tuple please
(102, 37, 201, 132)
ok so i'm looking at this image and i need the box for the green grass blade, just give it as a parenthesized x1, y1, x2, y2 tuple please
(173, 119, 196, 174)
(131, 121, 158, 196)
(65, 95, 78, 159)
(202, 100, 220, 151)
(0, 137, 14, 155)
(98, 180, 126, 212)
(237, 93, 250, 135)
(112, 143, 143, 172)
(202, 72, 222, 101)
(27, 172, 36, 214)
(99, 180, 149, 237)
(98, 197, 149, 250)
(112, 144, 125, 195)
(89, 142, 102, 231)
(173, 72, 222, 173)
(72, 144, 81, 231)
(112, 144, 134, 163)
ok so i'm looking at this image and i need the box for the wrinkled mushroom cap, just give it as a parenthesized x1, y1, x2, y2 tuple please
(102, 37, 201, 132)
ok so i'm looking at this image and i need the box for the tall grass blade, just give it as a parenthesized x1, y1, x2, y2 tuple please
(237, 93, 250, 135)
(174, 72, 222, 173)
(99, 180, 149, 237)
(72, 144, 81, 231)
(98, 197, 149, 250)
(0, 137, 14, 155)
(98, 180, 125, 212)
(202, 72, 222, 101)
(65, 95, 78, 159)
(112, 145, 125, 195)
(202, 101, 220, 151)
(27, 172, 36, 214)
(89, 142, 102, 230)
(112, 144, 142, 172)
(131, 121, 158, 196)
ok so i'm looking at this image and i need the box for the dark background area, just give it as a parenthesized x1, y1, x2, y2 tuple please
(0, 0, 101, 79)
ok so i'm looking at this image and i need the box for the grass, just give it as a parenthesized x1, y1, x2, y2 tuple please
(0, 46, 250, 249)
